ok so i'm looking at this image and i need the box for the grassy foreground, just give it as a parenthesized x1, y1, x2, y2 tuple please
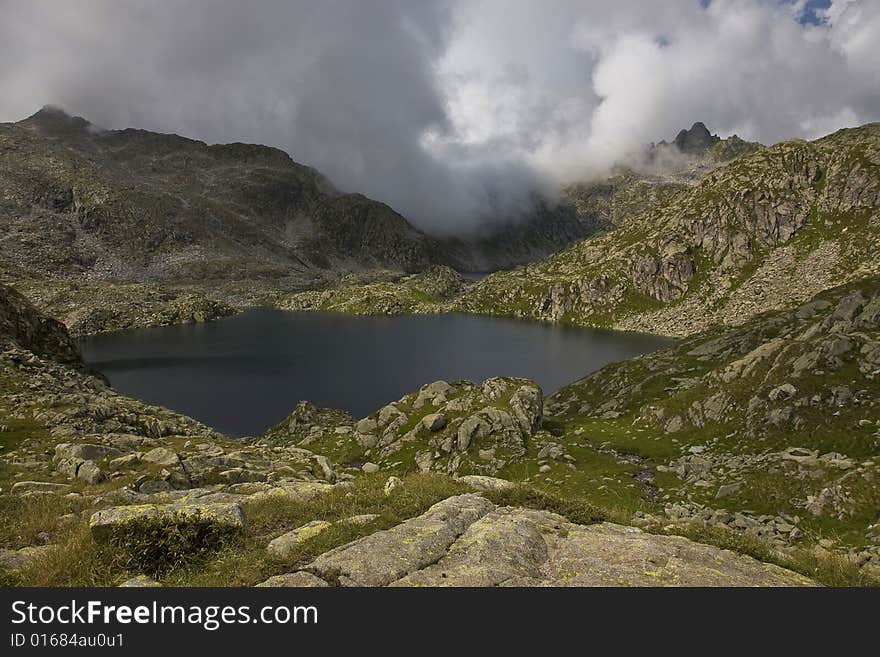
(1, 472, 875, 587)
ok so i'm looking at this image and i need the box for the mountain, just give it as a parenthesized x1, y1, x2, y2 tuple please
(455, 123, 880, 336)
(443, 123, 763, 272)
(0, 106, 450, 284)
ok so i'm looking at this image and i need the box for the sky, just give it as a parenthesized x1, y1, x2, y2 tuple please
(1, 0, 878, 235)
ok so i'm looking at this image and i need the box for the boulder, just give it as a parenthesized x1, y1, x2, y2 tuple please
(457, 416, 489, 451)
(458, 475, 514, 491)
(141, 447, 179, 467)
(55, 443, 122, 462)
(421, 413, 447, 432)
(89, 502, 246, 543)
(219, 468, 266, 485)
(302, 494, 494, 586)
(0, 545, 54, 572)
(78, 461, 105, 485)
(267, 521, 333, 558)
(11, 481, 71, 494)
(716, 482, 743, 499)
(356, 418, 378, 434)
(248, 481, 335, 503)
(383, 476, 403, 496)
(312, 455, 337, 483)
(109, 454, 141, 470)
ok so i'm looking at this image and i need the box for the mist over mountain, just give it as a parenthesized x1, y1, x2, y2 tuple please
(1, 0, 878, 235)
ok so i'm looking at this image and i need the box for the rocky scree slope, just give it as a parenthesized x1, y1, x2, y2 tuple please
(455, 124, 880, 337)
(543, 277, 880, 573)
(1, 107, 448, 280)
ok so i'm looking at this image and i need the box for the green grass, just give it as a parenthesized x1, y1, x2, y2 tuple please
(3, 471, 876, 587)
(481, 483, 608, 525)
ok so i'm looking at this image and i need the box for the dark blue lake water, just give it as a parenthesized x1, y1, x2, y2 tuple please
(78, 310, 671, 436)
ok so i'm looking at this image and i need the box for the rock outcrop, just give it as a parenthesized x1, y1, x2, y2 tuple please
(288, 377, 544, 476)
(0, 284, 80, 362)
(260, 494, 814, 587)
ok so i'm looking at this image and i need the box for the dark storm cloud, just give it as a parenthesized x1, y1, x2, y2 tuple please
(1, 0, 878, 234)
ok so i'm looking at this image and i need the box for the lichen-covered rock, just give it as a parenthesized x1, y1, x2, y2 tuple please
(299, 494, 495, 586)
(267, 521, 333, 558)
(77, 460, 105, 485)
(396, 508, 815, 587)
(55, 443, 122, 462)
(89, 502, 246, 543)
(0, 545, 55, 572)
(247, 481, 335, 503)
(141, 447, 179, 466)
(11, 481, 71, 494)
(383, 476, 403, 496)
(272, 496, 815, 587)
(256, 571, 329, 587)
(457, 475, 514, 491)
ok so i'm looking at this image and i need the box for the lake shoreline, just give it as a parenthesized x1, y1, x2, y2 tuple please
(78, 308, 672, 436)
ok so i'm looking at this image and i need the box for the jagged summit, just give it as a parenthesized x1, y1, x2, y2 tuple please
(673, 121, 721, 155)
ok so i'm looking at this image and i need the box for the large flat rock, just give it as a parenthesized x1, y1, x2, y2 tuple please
(89, 502, 245, 543)
(301, 494, 495, 586)
(261, 496, 815, 587)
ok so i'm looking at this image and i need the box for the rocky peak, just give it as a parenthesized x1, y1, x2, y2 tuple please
(17, 105, 94, 139)
(673, 121, 720, 155)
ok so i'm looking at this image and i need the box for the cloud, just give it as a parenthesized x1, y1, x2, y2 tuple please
(0, 0, 878, 234)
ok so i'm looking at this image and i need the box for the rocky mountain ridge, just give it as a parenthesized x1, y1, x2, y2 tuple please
(1, 106, 451, 283)
(453, 123, 880, 336)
